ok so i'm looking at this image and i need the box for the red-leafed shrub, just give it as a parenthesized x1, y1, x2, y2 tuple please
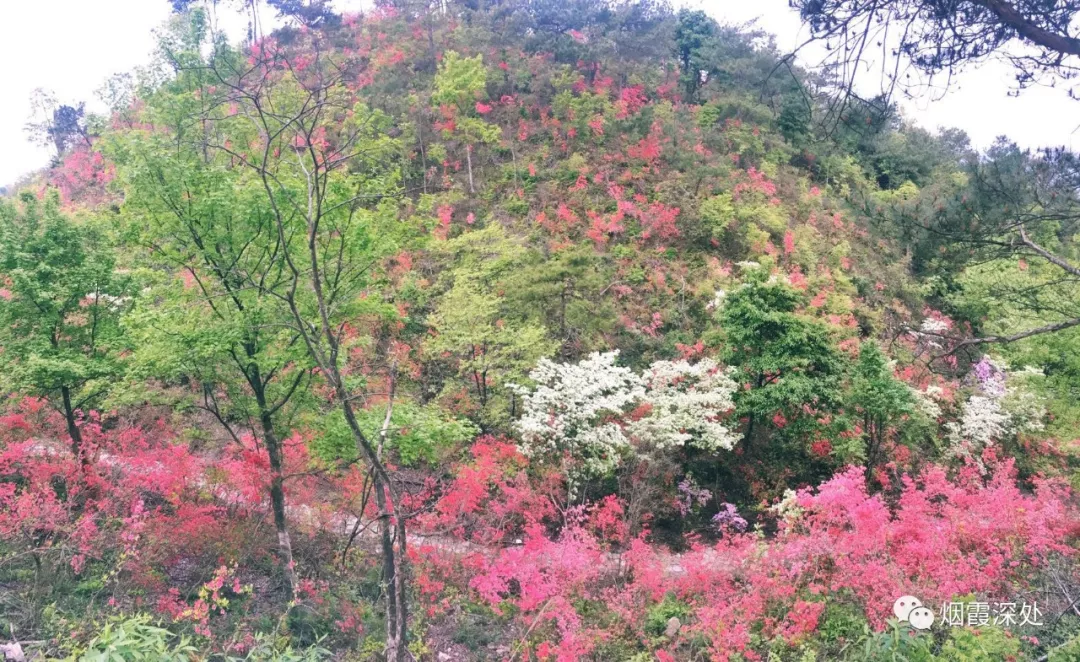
(422, 440, 1077, 661)
(418, 435, 561, 544)
(50, 146, 115, 208)
(0, 398, 331, 643)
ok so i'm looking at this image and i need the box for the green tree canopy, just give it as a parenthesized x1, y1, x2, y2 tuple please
(719, 268, 847, 454)
(0, 191, 130, 459)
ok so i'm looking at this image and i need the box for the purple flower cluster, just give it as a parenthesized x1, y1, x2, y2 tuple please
(973, 356, 1006, 398)
(712, 502, 748, 532)
(676, 478, 712, 516)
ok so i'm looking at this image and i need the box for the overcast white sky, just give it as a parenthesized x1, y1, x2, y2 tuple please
(2, 0, 1078, 187)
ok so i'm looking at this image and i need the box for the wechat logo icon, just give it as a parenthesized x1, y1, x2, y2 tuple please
(894, 595, 934, 630)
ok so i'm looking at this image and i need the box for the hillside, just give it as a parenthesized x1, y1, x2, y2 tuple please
(2, 1, 1080, 660)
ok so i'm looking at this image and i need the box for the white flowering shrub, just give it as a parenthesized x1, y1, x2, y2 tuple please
(627, 358, 740, 452)
(510, 352, 740, 479)
(947, 356, 1046, 459)
(88, 291, 132, 312)
(769, 488, 802, 526)
(908, 316, 951, 349)
(705, 289, 726, 312)
(951, 395, 1011, 448)
(509, 351, 645, 477)
(909, 385, 943, 420)
(919, 317, 950, 334)
(1002, 366, 1047, 436)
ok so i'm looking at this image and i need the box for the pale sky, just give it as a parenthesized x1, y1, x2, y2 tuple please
(2, 0, 1078, 187)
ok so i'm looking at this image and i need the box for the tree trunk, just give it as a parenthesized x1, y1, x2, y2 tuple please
(277, 120, 410, 660)
(466, 144, 475, 194)
(262, 412, 299, 601)
(250, 363, 299, 602)
(742, 413, 756, 454)
(741, 373, 766, 454)
(864, 415, 881, 475)
(336, 388, 408, 662)
(374, 474, 402, 658)
(60, 385, 87, 467)
(375, 368, 408, 660)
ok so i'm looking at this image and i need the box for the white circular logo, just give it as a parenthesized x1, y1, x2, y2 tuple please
(908, 606, 935, 630)
(893, 595, 922, 621)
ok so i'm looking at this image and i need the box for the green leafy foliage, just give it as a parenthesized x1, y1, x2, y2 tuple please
(855, 621, 934, 662)
(0, 192, 129, 440)
(432, 51, 488, 109)
(643, 596, 691, 637)
(674, 9, 717, 101)
(5, 0, 1080, 660)
(937, 625, 1023, 662)
(719, 268, 846, 454)
(62, 615, 196, 662)
(314, 402, 478, 466)
(844, 341, 920, 468)
(424, 227, 557, 424)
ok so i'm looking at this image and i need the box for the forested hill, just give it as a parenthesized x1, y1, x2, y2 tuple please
(4, 1, 1080, 660)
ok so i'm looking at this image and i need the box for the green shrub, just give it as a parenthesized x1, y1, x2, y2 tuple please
(644, 596, 691, 637)
(62, 615, 195, 662)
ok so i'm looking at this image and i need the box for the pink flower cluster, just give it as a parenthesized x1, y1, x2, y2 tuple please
(421, 437, 1077, 661)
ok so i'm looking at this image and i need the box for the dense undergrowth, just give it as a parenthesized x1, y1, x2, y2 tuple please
(3, 0, 1080, 660)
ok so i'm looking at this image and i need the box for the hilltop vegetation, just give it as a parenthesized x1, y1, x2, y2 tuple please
(3, 0, 1080, 660)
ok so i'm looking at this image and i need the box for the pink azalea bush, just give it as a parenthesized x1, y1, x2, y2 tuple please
(417, 442, 1078, 661)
